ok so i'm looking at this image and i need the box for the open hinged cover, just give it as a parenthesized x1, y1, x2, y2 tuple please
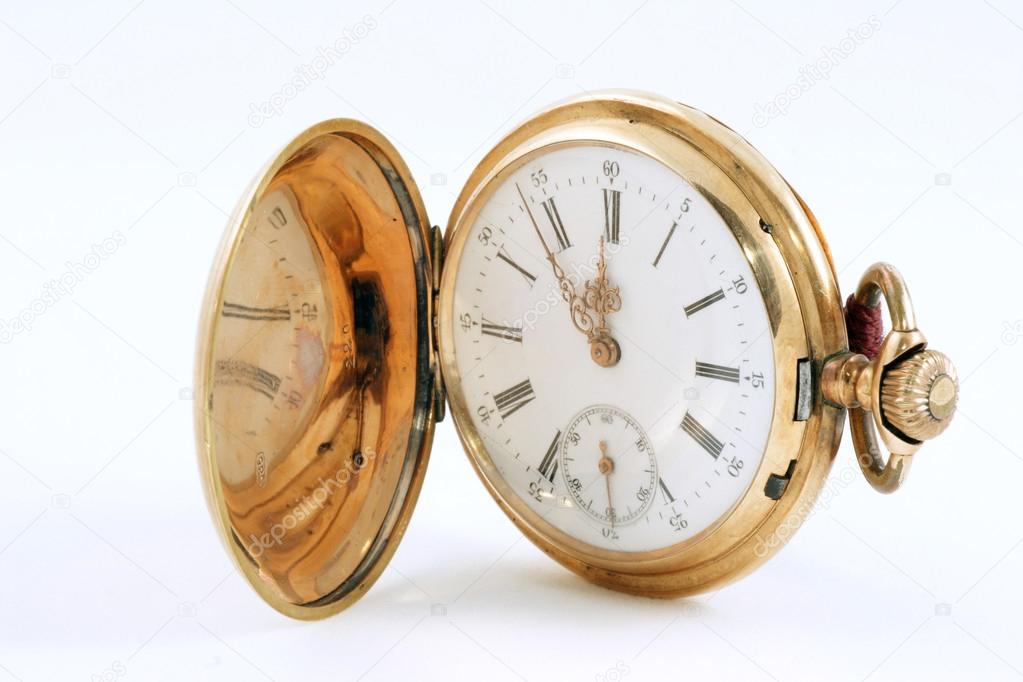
(194, 120, 438, 619)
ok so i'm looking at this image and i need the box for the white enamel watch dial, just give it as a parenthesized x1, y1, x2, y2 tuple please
(448, 144, 776, 553)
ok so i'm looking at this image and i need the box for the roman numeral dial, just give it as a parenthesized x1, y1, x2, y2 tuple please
(447, 143, 775, 554)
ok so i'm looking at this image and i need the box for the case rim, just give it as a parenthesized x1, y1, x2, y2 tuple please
(437, 91, 847, 596)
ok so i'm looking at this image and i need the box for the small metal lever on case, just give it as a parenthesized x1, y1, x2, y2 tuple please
(430, 224, 446, 423)
(822, 263, 958, 493)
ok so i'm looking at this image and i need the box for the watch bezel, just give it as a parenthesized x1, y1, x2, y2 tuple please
(436, 90, 847, 596)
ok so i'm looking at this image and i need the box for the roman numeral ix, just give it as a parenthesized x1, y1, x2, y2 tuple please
(493, 379, 536, 419)
(481, 318, 523, 343)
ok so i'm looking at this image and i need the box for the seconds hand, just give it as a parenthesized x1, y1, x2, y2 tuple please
(598, 440, 615, 529)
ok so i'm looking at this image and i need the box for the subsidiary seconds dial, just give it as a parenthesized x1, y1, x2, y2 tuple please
(560, 405, 657, 528)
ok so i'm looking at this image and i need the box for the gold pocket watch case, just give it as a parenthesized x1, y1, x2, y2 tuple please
(195, 91, 957, 619)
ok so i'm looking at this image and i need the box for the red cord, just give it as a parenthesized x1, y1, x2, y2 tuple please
(845, 294, 883, 359)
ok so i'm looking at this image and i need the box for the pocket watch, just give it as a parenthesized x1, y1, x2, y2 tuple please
(194, 90, 958, 619)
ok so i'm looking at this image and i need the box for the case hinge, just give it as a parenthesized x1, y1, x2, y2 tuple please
(430, 224, 446, 422)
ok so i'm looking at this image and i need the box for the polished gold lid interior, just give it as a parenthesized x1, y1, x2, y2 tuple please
(197, 121, 434, 615)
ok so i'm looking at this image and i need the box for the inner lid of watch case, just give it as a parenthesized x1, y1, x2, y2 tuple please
(197, 119, 435, 617)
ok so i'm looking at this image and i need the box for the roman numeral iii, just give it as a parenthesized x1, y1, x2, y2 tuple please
(695, 361, 740, 383)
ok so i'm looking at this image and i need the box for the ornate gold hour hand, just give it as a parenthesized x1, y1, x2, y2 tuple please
(515, 184, 621, 367)
(584, 237, 622, 367)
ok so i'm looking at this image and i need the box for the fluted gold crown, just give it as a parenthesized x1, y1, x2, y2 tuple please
(880, 349, 958, 442)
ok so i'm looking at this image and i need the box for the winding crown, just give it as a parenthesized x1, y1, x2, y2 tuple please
(880, 349, 958, 442)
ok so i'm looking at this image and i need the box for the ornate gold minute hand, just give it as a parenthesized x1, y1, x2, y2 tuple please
(515, 183, 622, 366)
(515, 182, 596, 343)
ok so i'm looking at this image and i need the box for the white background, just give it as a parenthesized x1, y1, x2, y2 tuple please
(0, 1, 1020, 680)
